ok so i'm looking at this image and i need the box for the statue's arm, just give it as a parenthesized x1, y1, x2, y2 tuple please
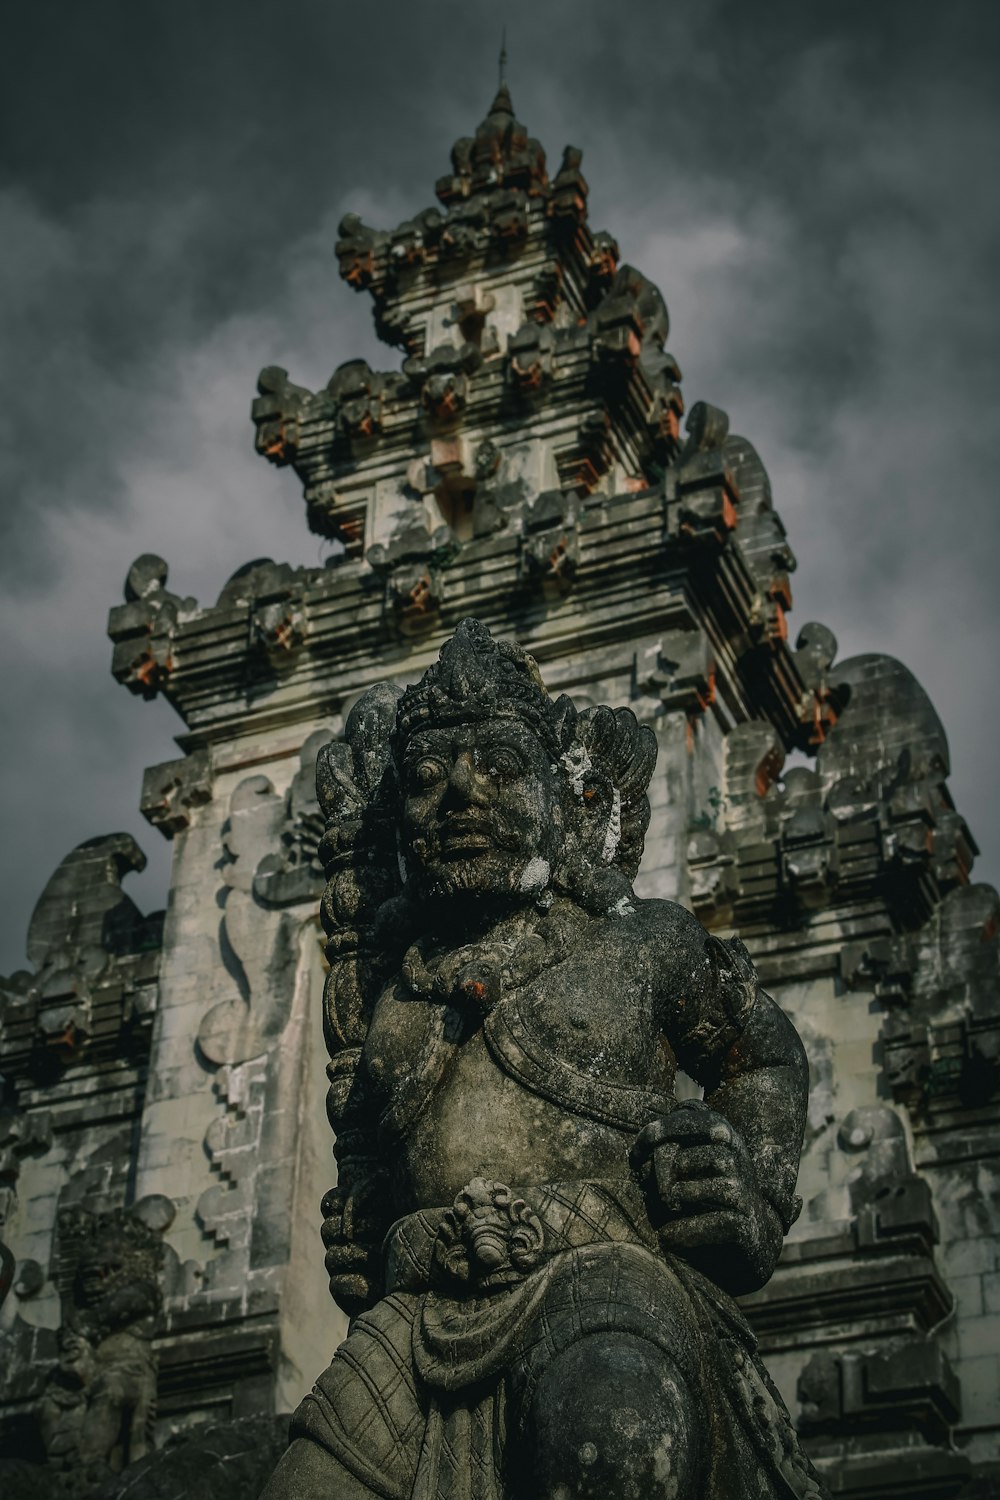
(636, 901, 809, 1294)
(697, 983, 808, 1233)
(321, 1056, 392, 1319)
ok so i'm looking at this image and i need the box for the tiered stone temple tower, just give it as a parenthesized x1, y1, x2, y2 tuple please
(3, 87, 999, 1497)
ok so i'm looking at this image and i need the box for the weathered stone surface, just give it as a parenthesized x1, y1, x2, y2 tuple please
(261, 618, 823, 1499)
(140, 753, 212, 840)
(0, 833, 163, 1454)
(3, 76, 998, 1500)
(0, 833, 161, 1088)
(92, 1414, 291, 1500)
(0, 1202, 169, 1498)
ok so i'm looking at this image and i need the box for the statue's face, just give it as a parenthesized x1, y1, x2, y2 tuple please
(399, 717, 561, 901)
(76, 1239, 125, 1307)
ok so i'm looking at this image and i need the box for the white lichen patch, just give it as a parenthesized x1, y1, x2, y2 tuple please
(601, 785, 622, 864)
(518, 855, 551, 893)
(559, 742, 592, 800)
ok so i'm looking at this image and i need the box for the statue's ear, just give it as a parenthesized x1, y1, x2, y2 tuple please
(556, 726, 615, 867)
(316, 741, 364, 822)
(345, 681, 404, 797)
(551, 694, 578, 747)
(574, 705, 657, 876)
(574, 709, 626, 840)
(577, 704, 617, 764)
(577, 705, 657, 801)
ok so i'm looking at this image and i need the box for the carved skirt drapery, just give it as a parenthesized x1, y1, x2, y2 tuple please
(293, 1179, 824, 1500)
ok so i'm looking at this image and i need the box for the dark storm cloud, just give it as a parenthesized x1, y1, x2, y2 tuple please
(2, 0, 998, 969)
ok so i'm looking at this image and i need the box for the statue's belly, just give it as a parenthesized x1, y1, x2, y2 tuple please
(395, 1027, 632, 1209)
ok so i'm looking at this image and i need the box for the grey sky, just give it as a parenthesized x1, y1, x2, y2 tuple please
(2, 0, 998, 971)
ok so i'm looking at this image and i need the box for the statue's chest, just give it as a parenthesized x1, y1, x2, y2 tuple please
(363, 936, 661, 1132)
(508, 947, 656, 1075)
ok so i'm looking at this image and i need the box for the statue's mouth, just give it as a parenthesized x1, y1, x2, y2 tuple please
(439, 817, 494, 854)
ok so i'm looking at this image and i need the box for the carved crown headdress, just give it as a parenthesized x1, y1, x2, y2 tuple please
(393, 617, 576, 758)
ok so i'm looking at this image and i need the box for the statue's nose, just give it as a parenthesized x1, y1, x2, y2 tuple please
(446, 750, 489, 806)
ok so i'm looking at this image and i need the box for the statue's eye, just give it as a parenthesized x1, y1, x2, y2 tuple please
(485, 747, 524, 779)
(411, 757, 446, 789)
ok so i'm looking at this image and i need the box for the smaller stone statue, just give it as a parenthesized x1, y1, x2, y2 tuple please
(262, 618, 827, 1500)
(36, 1207, 163, 1495)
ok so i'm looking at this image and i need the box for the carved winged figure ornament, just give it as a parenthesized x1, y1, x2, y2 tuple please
(263, 618, 825, 1500)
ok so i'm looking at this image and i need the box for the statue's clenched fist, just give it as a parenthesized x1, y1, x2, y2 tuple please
(632, 1099, 784, 1295)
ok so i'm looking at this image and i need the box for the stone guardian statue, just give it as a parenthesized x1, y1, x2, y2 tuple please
(262, 617, 826, 1500)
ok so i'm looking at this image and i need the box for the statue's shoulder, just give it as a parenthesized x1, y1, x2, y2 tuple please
(628, 895, 709, 959)
(576, 897, 712, 997)
(629, 899, 766, 1068)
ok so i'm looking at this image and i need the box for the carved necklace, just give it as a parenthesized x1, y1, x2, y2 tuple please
(399, 898, 588, 1020)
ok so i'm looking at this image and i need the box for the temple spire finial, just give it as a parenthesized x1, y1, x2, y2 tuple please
(486, 27, 513, 119)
